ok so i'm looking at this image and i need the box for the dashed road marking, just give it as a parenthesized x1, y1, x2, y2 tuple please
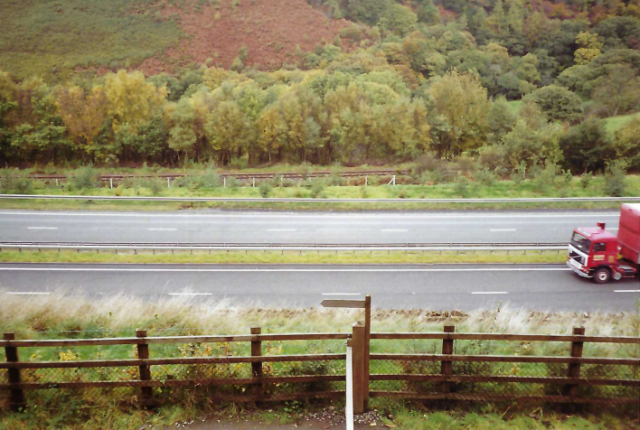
(471, 291, 508, 295)
(168, 292, 213, 296)
(321, 293, 362, 296)
(27, 227, 58, 230)
(147, 228, 177, 231)
(5, 291, 51, 295)
(490, 229, 516, 232)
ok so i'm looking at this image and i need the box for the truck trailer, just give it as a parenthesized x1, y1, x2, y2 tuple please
(567, 203, 640, 284)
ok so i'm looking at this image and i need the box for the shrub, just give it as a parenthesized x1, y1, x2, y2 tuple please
(534, 162, 558, 191)
(421, 169, 443, 185)
(604, 161, 628, 197)
(473, 169, 495, 187)
(228, 157, 247, 170)
(71, 167, 100, 190)
(310, 179, 326, 198)
(1, 174, 34, 194)
(580, 172, 592, 189)
(226, 176, 239, 190)
(412, 153, 441, 177)
(454, 176, 470, 197)
(327, 174, 345, 186)
(298, 163, 311, 180)
(194, 170, 220, 188)
(258, 182, 273, 198)
(145, 178, 164, 196)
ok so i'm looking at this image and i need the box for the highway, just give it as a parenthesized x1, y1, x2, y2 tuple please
(0, 209, 621, 244)
(1, 263, 638, 311)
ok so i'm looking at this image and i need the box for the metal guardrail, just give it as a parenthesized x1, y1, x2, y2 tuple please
(1, 194, 639, 203)
(0, 241, 567, 252)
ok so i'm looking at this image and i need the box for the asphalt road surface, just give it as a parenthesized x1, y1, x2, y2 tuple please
(0, 209, 621, 244)
(1, 263, 638, 311)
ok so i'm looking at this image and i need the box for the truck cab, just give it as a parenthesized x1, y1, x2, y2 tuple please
(567, 204, 640, 284)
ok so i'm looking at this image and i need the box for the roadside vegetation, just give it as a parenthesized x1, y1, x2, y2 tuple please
(0, 294, 638, 429)
(0, 249, 565, 265)
(1, 166, 638, 212)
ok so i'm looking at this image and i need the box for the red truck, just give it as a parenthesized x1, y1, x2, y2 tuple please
(567, 203, 640, 284)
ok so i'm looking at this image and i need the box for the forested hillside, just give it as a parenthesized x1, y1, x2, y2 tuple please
(0, 0, 639, 175)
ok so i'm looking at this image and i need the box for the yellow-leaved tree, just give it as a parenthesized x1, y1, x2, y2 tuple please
(104, 70, 167, 133)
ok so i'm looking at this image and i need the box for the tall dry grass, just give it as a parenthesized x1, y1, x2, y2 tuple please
(1, 292, 638, 340)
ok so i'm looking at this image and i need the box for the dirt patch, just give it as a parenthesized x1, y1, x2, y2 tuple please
(139, 0, 352, 75)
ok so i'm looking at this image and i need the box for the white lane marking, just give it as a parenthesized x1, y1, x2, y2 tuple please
(471, 291, 508, 295)
(27, 227, 58, 230)
(5, 291, 51, 295)
(0, 267, 571, 273)
(147, 228, 177, 231)
(321, 293, 362, 296)
(607, 228, 619, 231)
(0, 211, 621, 219)
(267, 229, 297, 232)
(168, 292, 213, 296)
(614, 290, 640, 293)
(381, 229, 408, 232)
(490, 229, 516, 232)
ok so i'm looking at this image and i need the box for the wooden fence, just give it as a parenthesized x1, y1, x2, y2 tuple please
(1, 326, 638, 413)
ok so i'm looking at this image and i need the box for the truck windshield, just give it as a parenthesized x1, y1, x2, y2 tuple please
(571, 232, 591, 253)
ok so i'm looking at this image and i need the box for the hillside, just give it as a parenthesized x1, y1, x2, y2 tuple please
(139, 0, 352, 75)
(0, 0, 351, 79)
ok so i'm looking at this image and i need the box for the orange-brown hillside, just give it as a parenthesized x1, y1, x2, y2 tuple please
(139, 0, 352, 74)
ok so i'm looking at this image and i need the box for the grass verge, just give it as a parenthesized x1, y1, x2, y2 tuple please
(0, 250, 567, 265)
(1, 175, 638, 212)
(0, 294, 637, 429)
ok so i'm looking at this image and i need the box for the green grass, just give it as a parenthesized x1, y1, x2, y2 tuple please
(604, 113, 639, 133)
(0, 250, 566, 265)
(1, 174, 638, 212)
(0, 0, 181, 79)
(0, 293, 637, 429)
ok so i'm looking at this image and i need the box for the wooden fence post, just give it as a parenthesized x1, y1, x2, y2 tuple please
(440, 325, 455, 394)
(136, 330, 153, 407)
(4, 333, 25, 412)
(351, 323, 366, 414)
(251, 327, 263, 399)
(564, 327, 585, 398)
(363, 295, 371, 408)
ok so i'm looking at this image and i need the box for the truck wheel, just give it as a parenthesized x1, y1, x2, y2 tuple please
(594, 268, 611, 284)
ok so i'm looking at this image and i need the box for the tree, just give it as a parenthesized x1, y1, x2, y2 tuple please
(489, 0, 509, 40)
(574, 32, 603, 65)
(500, 120, 563, 168)
(55, 86, 108, 158)
(524, 85, 583, 123)
(487, 96, 517, 144)
(379, 4, 418, 36)
(592, 64, 640, 116)
(104, 70, 167, 133)
(560, 118, 613, 172)
(613, 115, 640, 171)
(429, 71, 489, 158)
(205, 99, 250, 165)
(594, 16, 640, 50)
(417, 0, 441, 25)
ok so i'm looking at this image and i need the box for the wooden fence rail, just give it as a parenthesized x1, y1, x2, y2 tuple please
(2, 326, 639, 413)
